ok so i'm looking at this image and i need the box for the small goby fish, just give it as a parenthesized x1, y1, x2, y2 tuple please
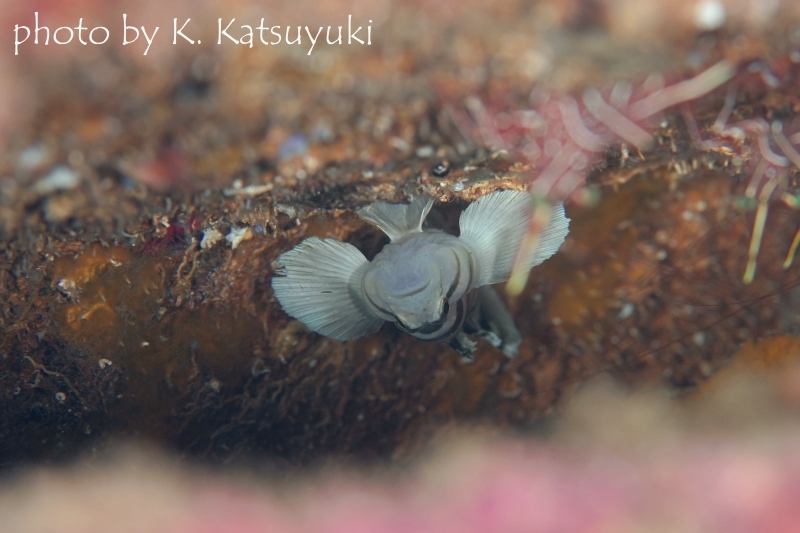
(271, 190, 570, 360)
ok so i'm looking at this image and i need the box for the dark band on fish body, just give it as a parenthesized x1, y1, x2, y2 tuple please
(412, 295, 469, 341)
(442, 298, 467, 339)
(445, 251, 459, 300)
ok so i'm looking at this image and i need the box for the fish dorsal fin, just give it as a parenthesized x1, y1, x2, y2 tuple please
(357, 195, 434, 241)
(459, 190, 570, 287)
(272, 237, 384, 340)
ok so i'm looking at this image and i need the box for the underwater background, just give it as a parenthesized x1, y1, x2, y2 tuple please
(2, 0, 800, 531)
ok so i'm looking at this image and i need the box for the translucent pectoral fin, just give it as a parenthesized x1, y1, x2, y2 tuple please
(357, 195, 434, 241)
(272, 237, 384, 341)
(459, 190, 570, 286)
(525, 202, 571, 270)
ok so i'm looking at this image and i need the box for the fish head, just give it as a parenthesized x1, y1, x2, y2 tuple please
(362, 232, 474, 337)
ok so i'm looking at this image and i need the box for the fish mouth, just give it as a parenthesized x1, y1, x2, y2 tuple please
(396, 316, 444, 335)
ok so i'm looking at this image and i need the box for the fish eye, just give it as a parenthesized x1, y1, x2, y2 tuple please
(442, 298, 450, 315)
(432, 160, 450, 177)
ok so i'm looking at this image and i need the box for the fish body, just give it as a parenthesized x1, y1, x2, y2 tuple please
(272, 190, 570, 359)
(362, 231, 474, 341)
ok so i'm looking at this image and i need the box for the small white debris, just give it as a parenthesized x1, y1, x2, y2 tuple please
(54, 392, 66, 403)
(207, 378, 221, 392)
(226, 226, 253, 250)
(200, 227, 224, 249)
(222, 183, 274, 197)
(618, 302, 635, 320)
(275, 204, 297, 219)
(18, 145, 47, 170)
(389, 137, 411, 153)
(415, 146, 434, 157)
(694, 0, 726, 30)
(141, 341, 150, 347)
(98, 359, 113, 369)
(452, 181, 465, 192)
(33, 166, 80, 195)
(303, 155, 319, 172)
(57, 279, 78, 300)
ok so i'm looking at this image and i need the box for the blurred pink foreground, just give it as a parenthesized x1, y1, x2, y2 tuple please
(2, 437, 799, 533)
(5, 374, 800, 533)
